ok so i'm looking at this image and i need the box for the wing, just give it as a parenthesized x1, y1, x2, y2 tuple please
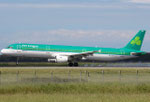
(68, 50, 100, 60)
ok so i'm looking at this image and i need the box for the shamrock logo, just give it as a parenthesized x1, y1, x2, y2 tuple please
(131, 36, 141, 46)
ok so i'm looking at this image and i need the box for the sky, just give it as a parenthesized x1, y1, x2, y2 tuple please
(0, 0, 150, 52)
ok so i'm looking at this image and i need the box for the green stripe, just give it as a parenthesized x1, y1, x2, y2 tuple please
(7, 43, 145, 55)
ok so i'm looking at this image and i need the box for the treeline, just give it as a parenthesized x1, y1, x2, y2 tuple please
(0, 54, 150, 62)
(120, 54, 150, 62)
(0, 55, 48, 62)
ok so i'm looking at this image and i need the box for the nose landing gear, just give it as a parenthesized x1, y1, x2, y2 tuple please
(16, 57, 19, 65)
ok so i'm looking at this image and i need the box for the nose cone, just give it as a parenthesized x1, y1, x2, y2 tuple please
(1, 49, 16, 56)
(1, 49, 7, 55)
(1, 49, 5, 54)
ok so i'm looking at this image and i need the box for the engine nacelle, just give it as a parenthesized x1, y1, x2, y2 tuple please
(48, 59, 56, 63)
(48, 56, 68, 63)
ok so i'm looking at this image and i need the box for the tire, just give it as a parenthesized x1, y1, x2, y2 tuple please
(74, 62, 79, 67)
(68, 62, 73, 67)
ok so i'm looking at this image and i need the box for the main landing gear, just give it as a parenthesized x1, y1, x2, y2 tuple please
(68, 62, 79, 67)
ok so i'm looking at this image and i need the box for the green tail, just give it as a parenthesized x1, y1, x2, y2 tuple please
(124, 30, 146, 51)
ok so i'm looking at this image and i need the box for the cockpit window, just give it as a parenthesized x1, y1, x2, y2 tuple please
(8, 46, 13, 49)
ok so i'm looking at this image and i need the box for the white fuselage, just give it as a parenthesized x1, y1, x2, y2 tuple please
(1, 49, 136, 62)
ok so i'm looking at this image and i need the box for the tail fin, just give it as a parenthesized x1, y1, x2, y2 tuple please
(124, 30, 146, 51)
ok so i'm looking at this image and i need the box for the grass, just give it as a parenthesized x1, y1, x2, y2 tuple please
(1, 93, 150, 102)
(1, 83, 150, 94)
(1, 67, 150, 102)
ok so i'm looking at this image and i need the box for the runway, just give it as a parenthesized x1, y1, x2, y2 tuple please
(1, 66, 150, 69)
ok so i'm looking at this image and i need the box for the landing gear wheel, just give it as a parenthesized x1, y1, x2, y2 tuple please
(68, 62, 73, 67)
(74, 62, 79, 67)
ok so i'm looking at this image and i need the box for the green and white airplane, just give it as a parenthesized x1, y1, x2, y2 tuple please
(1, 30, 147, 66)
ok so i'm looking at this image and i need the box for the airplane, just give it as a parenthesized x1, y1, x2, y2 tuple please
(1, 30, 147, 66)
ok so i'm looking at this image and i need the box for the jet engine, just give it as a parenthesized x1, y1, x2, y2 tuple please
(48, 56, 69, 63)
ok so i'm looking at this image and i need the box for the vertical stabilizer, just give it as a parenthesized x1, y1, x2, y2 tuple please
(124, 30, 146, 50)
